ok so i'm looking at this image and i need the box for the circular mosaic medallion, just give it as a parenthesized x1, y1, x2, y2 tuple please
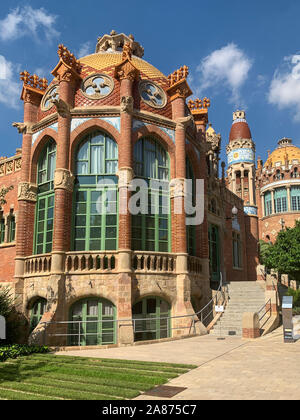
(139, 80, 167, 109)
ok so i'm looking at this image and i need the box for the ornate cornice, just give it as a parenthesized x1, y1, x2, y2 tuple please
(51, 45, 81, 83)
(166, 66, 192, 101)
(226, 138, 256, 153)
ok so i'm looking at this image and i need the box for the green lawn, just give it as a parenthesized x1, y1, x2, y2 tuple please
(0, 354, 196, 400)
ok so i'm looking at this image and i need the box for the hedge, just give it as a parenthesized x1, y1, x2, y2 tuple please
(0, 344, 50, 362)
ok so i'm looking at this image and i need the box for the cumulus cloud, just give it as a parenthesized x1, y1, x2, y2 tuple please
(195, 43, 252, 106)
(268, 54, 300, 121)
(0, 55, 20, 108)
(0, 6, 59, 42)
(77, 41, 93, 58)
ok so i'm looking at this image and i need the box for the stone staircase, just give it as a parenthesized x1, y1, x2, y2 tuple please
(209, 281, 266, 337)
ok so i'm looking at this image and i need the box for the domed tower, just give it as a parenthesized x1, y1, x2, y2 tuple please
(226, 110, 257, 216)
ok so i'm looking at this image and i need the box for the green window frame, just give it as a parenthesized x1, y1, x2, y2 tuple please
(132, 296, 171, 342)
(34, 139, 56, 255)
(264, 191, 272, 216)
(30, 298, 47, 332)
(186, 157, 196, 256)
(73, 131, 118, 252)
(274, 187, 287, 213)
(291, 186, 300, 211)
(69, 298, 116, 346)
(8, 213, 16, 242)
(0, 217, 5, 244)
(132, 137, 171, 252)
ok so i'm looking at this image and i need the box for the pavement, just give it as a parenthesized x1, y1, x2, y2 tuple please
(55, 325, 300, 400)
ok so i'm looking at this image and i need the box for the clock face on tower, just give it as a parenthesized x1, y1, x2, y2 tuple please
(139, 80, 167, 109)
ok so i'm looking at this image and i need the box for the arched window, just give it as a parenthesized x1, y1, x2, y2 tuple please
(132, 296, 171, 341)
(69, 298, 116, 346)
(73, 131, 118, 251)
(186, 157, 196, 256)
(132, 137, 170, 252)
(291, 186, 300, 211)
(34, 139, 56, 254)
(29, 298, 47, 332)
(0, 214, 5, 244)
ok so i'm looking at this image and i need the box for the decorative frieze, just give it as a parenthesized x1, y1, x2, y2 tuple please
(54, 169, 75, 192)
(0, 155, 22, 176)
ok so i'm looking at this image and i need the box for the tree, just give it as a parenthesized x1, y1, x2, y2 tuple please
(263, 221, 300, 281)
(0, 286, 25, 344)
(258, 239, 272, 266)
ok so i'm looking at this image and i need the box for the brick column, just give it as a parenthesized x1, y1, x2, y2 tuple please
(51, 72, 76, 274)
(15, 91, 41, 278)
(113, 52, 140, 344)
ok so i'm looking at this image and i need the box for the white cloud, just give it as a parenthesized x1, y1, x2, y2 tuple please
(77, 41, 93, 58)
(268, 54, 300, 121)
(0, 55, 20, 109)
(0, 6, 59, 42)
(195, 43, 252, 106)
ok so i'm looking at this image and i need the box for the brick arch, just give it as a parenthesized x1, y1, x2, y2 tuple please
(132, 125, 176, 178)
(65, 294, 118, 321)
(70, 118, 121, 174)
(132, 293, 174, 308)
(30, 129, 58, 184)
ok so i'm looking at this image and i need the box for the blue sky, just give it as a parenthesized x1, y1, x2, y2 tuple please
(1, 0, 300, 167)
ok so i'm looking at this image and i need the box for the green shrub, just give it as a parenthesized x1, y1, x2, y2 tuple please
(0, 344, 49, 362)
(286, 288, 300, 307)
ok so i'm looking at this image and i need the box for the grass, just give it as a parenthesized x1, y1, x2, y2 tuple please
(0, 354, 196, 400)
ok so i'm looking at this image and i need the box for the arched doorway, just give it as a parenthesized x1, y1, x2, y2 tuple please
(132, 296, 171, 342)
(69, 298, 116, 346)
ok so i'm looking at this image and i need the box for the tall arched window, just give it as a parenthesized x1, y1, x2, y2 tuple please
(73, 131, 118, 251)
(132, 137, 170, 252)
(186, 157, 196, 256)
(34, 139, 56, 254)
(29, 298, 47, 332)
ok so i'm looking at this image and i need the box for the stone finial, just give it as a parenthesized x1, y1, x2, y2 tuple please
(96, 32, 144, 58)
(167, 66, 189, 87)
(233, 110, 246, 121)
(188, 97, 211, 111)
(20, 71, 48, 92)
(57, 44, 81, 72)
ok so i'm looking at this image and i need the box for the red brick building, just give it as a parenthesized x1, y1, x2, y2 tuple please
(0, 32, 261, 346)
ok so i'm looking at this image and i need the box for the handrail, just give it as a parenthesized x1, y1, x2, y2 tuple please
(257, 298, 272, 322)
(37, 272, 227, 345)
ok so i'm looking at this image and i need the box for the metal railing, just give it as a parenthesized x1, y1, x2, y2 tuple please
(257, 298, 272, 327)
(36, 273, 227, 346)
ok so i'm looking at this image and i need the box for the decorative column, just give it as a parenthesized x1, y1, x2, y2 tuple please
(51, 45, 80, 273)
(113, 43, 140, 344)
(14, 72, 48, 279)
(271, 189, 275, 214)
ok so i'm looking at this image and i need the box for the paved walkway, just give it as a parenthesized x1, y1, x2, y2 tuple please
(56, 327, 300, 400)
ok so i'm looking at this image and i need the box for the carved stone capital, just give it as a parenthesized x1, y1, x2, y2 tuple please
(54, 169, 75, 192)
(170, 178, 186, 198)
(176, 115, 194, 130)
(18, 182, 37, 202)
(12, 122, 33, 135)
(51, 99, 71, 118)
(115, 61, 140, 82)
(117, 167, 134, 188)
(120, 96, 134, 114)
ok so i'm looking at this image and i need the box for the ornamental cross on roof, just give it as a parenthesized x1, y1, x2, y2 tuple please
(20, 71, 48, 92)
(57, 45, 81, 72)
(167, 66, 189, 87)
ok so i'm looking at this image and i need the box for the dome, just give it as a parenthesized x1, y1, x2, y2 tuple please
(229, 110, 252, 142)
(80, 52, 167, 80)
(264, 138, 300, 168)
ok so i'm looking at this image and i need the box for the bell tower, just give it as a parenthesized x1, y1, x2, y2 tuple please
(226, 110, 257, 216)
